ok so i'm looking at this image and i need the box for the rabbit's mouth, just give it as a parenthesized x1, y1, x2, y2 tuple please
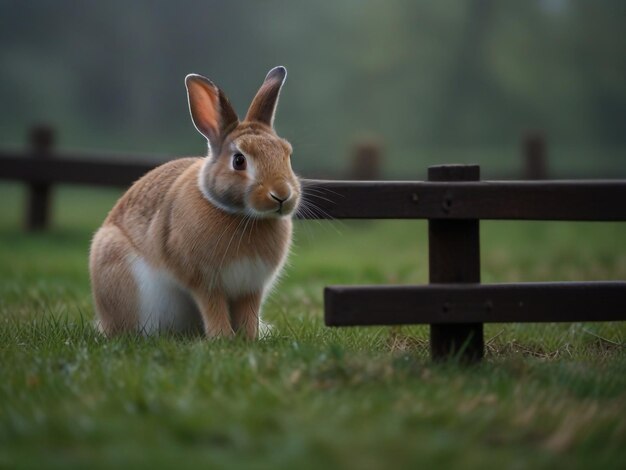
(271, 193, 287, 215)
(246, 199, 298, 219)
(246, 182, 299, 218)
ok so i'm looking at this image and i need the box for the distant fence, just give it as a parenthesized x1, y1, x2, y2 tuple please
(1, 126, 625, 362)
(1, 126, 551, 231)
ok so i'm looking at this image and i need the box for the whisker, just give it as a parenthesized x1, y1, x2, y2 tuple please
(295, 202, 326, 229)
(248, 215, 258, 244)
(306, 200, 347, 231)
(236, 215, 253, 256)
(302, 185, 340, 195)
(301, 192, 336, 205)
(218, 214, 248, 273)
(298, 200, 345, 236)
(303, 199, 338, 221)
(207, 215, 243, 291)
(214, 214, 242, 250)
(300, 181, 344, 198)
(294, 217, 323, 244)
(296, 201, 321, 220)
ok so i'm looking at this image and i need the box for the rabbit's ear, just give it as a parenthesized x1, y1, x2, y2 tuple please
(185, 74, 239, 154)
(245, 66, 287, 127)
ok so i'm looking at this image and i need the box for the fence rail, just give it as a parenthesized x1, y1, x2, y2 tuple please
(2, 154, 626, 221)
(325, 281, 626, 326)
(0, 153, 161, 187)
(303, 179, 626, 221)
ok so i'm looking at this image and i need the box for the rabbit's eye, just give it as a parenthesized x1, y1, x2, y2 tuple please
(232, 153, 247, 171)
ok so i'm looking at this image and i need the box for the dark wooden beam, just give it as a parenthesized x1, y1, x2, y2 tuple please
(428, 165, 483, 362)
(325, 281, 626, 326)
(301, 179, 626, 221)
(2, 152, 626, 221)
(0, 152, 162, 187)
(26, 126, 54, 231)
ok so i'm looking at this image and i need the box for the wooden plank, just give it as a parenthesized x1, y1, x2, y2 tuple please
(300, 179, 626, 221)
(2, 153, 626, 220)
(0, 153, 160, 187)
(428, 165, 483, 362)
(324, 281, 626, 326)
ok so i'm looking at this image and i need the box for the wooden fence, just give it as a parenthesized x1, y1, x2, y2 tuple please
(317, 165, 626, 362)
(1, 126, 551, 231)
(1, 126, 625, 362)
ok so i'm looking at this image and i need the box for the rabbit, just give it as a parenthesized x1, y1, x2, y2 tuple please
(89, 66, 300, 339)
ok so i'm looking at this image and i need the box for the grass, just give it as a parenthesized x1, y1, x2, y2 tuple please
(1, 183, 625, 469)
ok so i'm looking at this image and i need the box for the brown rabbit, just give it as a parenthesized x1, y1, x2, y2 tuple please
(89, 66, 300, 339)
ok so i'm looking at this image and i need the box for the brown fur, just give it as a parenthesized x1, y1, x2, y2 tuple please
(90, 225, 139, 334)
(90, 67, 298, 338)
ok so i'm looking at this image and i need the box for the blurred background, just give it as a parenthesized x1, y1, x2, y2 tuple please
(1, 0, 625, 179)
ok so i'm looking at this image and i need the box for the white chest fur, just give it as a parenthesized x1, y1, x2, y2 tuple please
(220, 256, 276, 298)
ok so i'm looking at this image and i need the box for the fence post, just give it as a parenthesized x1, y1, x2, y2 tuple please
(26, 125, 55, 231)
(523, 132, 547, 180)
(428, 164, 484, 363)
(350, 138, 382, 180)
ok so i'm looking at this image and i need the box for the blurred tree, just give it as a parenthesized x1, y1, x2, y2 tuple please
(0, 0, 624, 176)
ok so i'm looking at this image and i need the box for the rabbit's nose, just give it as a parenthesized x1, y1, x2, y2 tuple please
(269, 183, 292, 203)
(270, 193, 287, 204)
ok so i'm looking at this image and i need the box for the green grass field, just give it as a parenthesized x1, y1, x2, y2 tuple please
(1, 184, 625, 469)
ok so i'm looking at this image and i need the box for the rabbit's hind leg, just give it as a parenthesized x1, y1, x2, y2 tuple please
(90, 225, 204, 337)
(89, 225, 141, 336)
